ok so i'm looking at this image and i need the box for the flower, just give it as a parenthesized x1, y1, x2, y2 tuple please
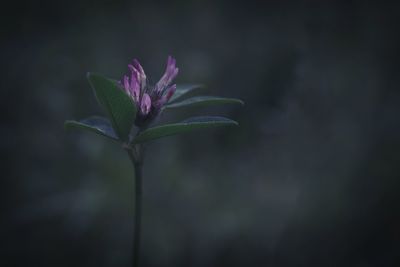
(120, 56, 179, 127)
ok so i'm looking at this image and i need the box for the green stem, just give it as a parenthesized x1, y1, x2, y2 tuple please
(127, 148, 143, 267)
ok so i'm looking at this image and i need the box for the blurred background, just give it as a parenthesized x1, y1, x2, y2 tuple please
(2, 1, 400, 266)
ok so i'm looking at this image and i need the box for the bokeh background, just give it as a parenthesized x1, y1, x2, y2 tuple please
(2, 1, 400, 266)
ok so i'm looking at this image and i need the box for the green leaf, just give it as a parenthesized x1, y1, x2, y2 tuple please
(133, 116, 238, 144)
(87, 72, 136, 142)
(165, 96, 244, 109)
(64, 116, 118, 140)
(168, 84, 203, 103)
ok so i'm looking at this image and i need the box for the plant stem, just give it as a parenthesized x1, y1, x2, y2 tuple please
(127, 148, 143, 267)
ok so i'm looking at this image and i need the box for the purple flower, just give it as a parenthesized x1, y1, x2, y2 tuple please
(120, 56, 179, 127)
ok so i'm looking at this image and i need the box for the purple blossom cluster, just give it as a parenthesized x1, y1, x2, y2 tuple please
(120, 56, 179, 126)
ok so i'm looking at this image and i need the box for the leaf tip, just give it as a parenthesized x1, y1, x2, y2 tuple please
(86, 72, 103, 84)
(226, 119, 239, 126)
(64, 120, 73, 130)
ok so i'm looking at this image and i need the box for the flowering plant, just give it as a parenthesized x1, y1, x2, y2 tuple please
(65, 56, 242, 267)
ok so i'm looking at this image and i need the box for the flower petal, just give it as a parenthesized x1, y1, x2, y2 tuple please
(158, 84, 176, 107)
(140, 93, 152, 115)
(165, 84, 177, 102)
(123, 75, 131, 96)
(133, 59, 146, 78)
(155, 56, 179, 93)
(130, 72, 140, 102)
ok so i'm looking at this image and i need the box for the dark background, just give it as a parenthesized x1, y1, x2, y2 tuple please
(2, 1, 400, 266)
